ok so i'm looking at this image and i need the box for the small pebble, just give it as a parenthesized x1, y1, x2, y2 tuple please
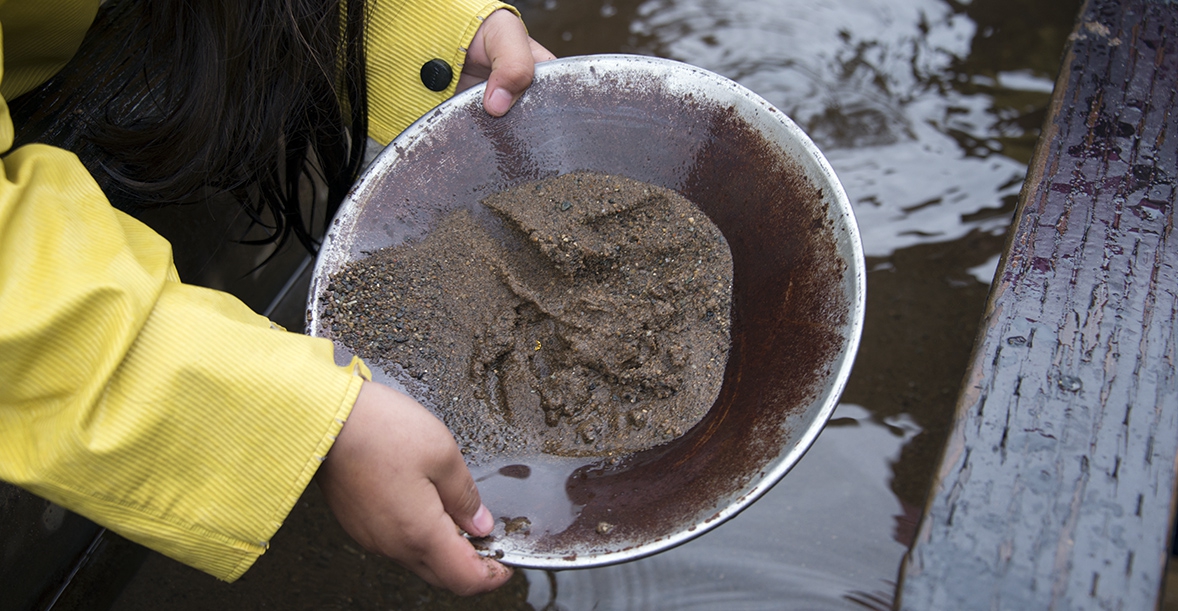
(503, 516, 532, 535)
(1058, 375, 1083, 392)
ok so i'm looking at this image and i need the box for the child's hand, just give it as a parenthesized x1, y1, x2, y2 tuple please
(316, 381, 511, 595)
(459, 9, 557, 116)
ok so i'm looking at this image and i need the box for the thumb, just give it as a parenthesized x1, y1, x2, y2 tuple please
(480, 12, 535, 116)
(430, 443, 495, 537)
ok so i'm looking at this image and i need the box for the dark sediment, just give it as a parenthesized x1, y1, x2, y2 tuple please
(323, 172, 732, 462)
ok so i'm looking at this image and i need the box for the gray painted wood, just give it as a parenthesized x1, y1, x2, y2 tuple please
(897, 0, 1178, 608)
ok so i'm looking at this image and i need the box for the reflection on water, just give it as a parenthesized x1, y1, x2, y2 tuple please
(112, 0, 1082, 609)
(634, 0, 1024, 256)
(473, 457, 591, 547)
(523, 0, 1076, 259)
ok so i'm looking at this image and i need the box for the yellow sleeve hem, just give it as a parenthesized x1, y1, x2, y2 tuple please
(35, 363, 359, 582)
(222, 358, 367, 580)
(0, 144, 374, 582)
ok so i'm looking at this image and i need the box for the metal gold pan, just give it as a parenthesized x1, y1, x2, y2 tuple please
(308, 55, 865, 568)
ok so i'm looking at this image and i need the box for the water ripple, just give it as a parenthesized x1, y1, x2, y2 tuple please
(631, 0, 1044, 256)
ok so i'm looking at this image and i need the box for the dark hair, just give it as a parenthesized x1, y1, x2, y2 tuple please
(94, 0, 369, 254)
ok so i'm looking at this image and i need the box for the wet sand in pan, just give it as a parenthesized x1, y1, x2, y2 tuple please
(323, 171, 732, 462)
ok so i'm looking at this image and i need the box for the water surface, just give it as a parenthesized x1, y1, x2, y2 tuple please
(511, 1, 1076, 607)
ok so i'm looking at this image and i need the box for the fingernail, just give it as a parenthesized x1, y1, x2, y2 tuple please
(488, 88, 514, 116)
(473, 504, 494, 535)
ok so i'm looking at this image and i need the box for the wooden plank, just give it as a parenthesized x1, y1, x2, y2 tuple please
(896, 0, 1178, 608)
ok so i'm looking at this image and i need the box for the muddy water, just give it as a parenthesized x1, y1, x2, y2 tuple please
(111, 0, 1082, 609)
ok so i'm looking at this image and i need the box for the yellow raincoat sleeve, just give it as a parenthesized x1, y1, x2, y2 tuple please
(0, 139, 369, 580)
(365, 0, 520, 144)
(0, 0, 509, 582)
(0, 48, 369, 590)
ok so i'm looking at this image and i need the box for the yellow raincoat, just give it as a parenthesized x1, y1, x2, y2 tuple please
(0, 0, 516, 582)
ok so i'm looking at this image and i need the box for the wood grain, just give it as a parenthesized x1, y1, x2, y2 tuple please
(897, 0, 1178, 608)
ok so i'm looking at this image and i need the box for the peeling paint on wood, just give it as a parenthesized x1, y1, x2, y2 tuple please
(897, 0, 1178, 609)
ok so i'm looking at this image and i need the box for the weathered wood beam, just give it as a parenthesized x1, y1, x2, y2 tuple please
(896, 0, 1178, 608)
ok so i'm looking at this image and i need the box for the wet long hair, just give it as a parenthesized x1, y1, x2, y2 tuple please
(92, 0, 370, 253)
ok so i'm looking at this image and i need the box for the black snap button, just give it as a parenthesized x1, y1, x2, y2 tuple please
(420, 59, 454, 92)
